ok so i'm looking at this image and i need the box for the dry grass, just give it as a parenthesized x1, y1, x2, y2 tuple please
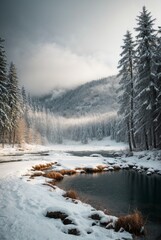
(60, 169, 77, 175)
(63, 190, 79, 200)
(115, 210, 145, 236)
(44, 171, 64, 181)
(32, 163, 54, 171)
(96, 165, 106, 171)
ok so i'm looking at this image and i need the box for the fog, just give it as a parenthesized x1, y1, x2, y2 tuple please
(1, 0, 161, 94)
(17, 42, 115, 94)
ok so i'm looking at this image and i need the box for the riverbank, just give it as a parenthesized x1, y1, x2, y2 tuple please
(0, 138, 160, 240)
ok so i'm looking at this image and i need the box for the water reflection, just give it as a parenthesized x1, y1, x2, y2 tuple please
(58, 170, 161, 240)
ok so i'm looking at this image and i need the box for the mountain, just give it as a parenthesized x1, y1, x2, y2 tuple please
(39, 75, 119, 117)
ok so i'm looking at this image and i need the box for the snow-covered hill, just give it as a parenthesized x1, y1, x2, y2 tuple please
(39, 76, 119, 117)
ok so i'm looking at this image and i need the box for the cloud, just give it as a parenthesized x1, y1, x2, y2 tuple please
(18, 42, 117, 95)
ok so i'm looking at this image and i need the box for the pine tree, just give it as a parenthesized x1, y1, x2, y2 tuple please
(0, 38, 9, 146)
(117, 31, 136, 151)
(135, 6, 157, 149)
(8, 62, 22, 146)
(155, 27, 161, 148)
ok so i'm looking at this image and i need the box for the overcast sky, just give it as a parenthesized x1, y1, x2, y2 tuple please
(1, 0, 161, 94)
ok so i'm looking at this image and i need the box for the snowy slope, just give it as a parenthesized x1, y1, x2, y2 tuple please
(1, 137, 160, 240)
(0, 139, 132, 240)
(39, 76, 119, 117)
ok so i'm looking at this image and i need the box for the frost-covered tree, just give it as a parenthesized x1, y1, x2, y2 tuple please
(155, 27, 161, 148)
(0, 38, 9, 146)
(117, 31, 136, 151)
(8, 62, 22, 145)
(135, 6, 157, 149)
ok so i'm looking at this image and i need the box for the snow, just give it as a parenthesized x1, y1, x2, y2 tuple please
(0, 137, 160, 240)
(49, 137, 128, 152)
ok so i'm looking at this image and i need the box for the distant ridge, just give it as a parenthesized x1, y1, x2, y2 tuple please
(39, 75, 119, 117)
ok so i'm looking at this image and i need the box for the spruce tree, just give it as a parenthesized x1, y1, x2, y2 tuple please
(8, 62, 22, 146)
(0, 38, 9, 146)
(117, 31, 136, 151)
(155, 27, 161, 148)
(135, 6, 157, 149)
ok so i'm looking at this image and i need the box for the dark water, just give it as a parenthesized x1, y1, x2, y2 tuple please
(58, 170, 161, 240)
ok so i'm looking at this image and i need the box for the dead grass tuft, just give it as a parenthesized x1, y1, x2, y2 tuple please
(96, 165, 106, 171)
(60, 169, 76, 175)
(63, 190, 79, 200)
(115, 210, 145, 236)
(32, 163, 54, 171)
(44, 171, 64, 181)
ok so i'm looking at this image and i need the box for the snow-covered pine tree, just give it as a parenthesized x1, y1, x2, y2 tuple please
(21, 86, 27, 110)
(135, 6, 157, 149)
(155, 27, 161, 148)
(8, 62, 22, 146)
(117, 31, 136, 151)
(0, 38, 9, 146)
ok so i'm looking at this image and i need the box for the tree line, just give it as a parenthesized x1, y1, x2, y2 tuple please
(117, 6, 161, 151)
(1, 6, 160, 150)
(0, 38, 43, 147)
(0, 38, 22, 146)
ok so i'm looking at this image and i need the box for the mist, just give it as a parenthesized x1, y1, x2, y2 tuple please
(17, 42, 116, 95)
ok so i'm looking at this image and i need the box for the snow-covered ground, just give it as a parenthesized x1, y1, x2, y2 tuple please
(0, 137, 160, 240)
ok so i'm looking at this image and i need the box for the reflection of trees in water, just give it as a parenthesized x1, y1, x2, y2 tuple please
(127, 170, 161, 219)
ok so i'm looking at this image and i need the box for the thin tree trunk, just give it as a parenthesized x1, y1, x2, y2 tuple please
(127, 119, 132, 152)
(12, 129, 16, 148)
(144, 127, 149, 150)
(150, 123, 156, 149)
(2, 129, 5, 148)
(9, 130, 12, 145)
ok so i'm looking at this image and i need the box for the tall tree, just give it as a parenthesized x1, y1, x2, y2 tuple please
(135, 6, 157, 149)
(8, 62, 22, 146)
(0, 38, 9, 146)
(117, 31, 136, 151)
(155, 27, 161, 148)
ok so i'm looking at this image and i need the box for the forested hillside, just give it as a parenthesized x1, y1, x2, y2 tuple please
(39, 76, 118, 117)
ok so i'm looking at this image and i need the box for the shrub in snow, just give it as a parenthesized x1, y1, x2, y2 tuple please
(59, 169, 76, 175)
(32, 163, 54, 171)
(63, 190, 79, 200)
(115, 210, 145, 236)
(44, 171, 63, 180)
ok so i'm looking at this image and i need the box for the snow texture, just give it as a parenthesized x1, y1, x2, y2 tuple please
(0, 137, 160, 240)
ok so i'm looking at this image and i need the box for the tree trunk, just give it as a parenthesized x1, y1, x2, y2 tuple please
(144, 127, 149, 150)
(1, 128, 5, 148)
(12, 129, 16, 148)
(127, 119, 132, 152)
